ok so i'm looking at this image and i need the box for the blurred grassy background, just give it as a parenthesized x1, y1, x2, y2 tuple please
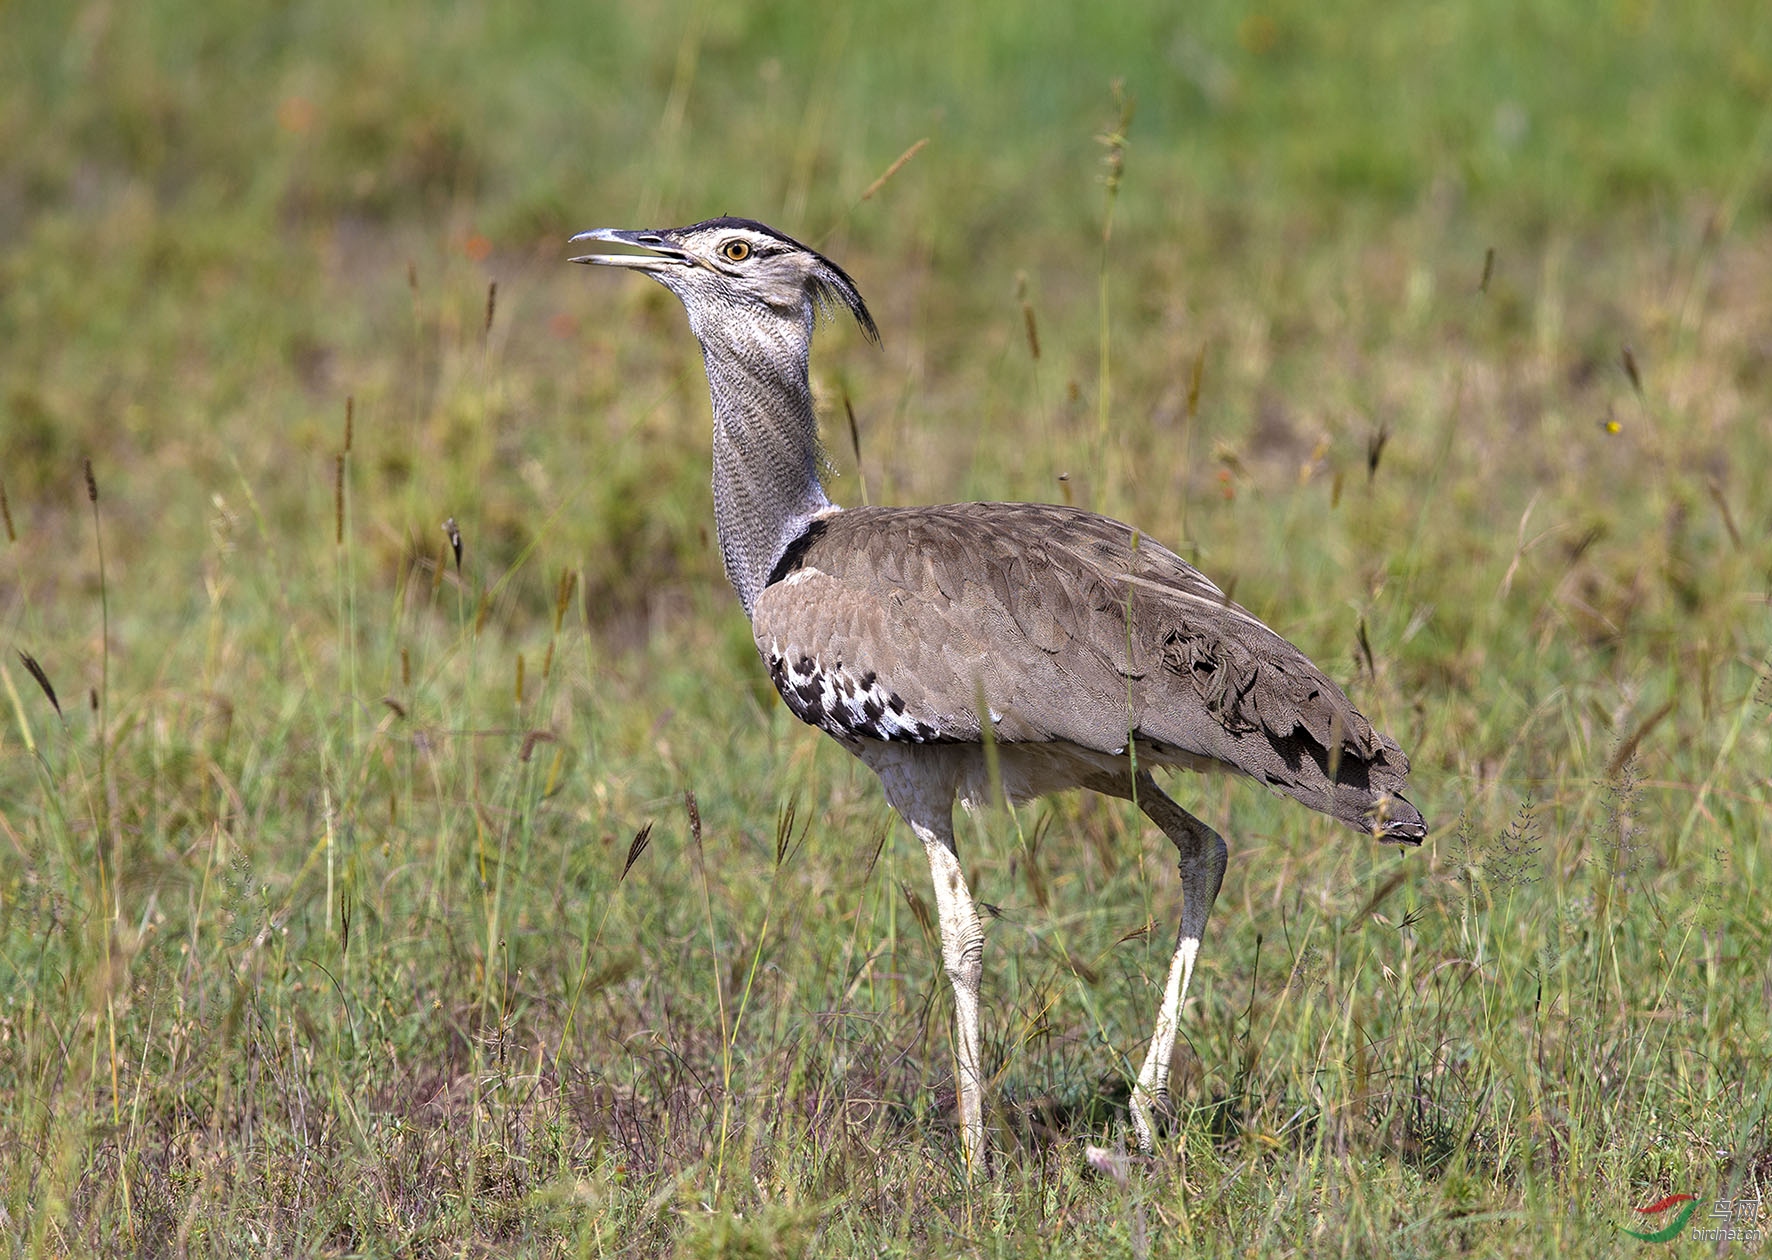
(2, 0, 1770, 1255)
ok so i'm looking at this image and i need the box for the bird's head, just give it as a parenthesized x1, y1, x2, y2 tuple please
(569, 217, 878, 351)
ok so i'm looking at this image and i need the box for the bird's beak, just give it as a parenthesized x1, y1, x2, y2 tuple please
(568, 228, 692, 270)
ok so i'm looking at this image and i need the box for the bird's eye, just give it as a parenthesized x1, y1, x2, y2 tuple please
(721, 240, 752, 262)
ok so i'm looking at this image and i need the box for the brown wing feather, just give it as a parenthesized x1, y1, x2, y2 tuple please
(754, 502, 1421, 837)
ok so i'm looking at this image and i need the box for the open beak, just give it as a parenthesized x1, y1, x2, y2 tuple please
(567, 228, 692, 270)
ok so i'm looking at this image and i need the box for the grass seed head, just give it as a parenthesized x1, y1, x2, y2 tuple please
(860, 136, 929, 202)
(684, 789, 701, 850)
(17, 651, 62, 718)
(443, 517, 463, 571)
(620, 823, 653, 882)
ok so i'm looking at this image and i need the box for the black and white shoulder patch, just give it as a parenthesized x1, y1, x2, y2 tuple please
(764, 645, 944, 744)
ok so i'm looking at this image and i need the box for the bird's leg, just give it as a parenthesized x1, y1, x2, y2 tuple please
(1120, 772, 1228, 1153)
(868, 751, 988, 1174)
(908, 811, 988, 1177)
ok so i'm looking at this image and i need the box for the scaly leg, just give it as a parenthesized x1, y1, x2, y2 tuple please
(913, 813, 988, 1175)
(1122, 772, 1228, 1153)
(867, 747, 990, 1176)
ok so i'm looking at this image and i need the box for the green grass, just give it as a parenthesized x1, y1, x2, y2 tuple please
(3, 0, 1771, 1255)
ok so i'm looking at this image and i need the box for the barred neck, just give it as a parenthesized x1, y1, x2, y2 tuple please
(699, 324, 833, 618)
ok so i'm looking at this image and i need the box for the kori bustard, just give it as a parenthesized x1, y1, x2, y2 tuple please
(571, 217, 1425, 1169)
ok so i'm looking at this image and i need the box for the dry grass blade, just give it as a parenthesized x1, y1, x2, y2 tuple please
(1117, 918, 1155, 944)
(774, 797, 807, 868)
(1366, 423, 1390, 482)
(1058, 941, 1100, 985)
(1704, 477, 1742, 549)
(1606, 699, 1675, 778)
(1352, 868, 1408, 923)
(859, 820, 890, 881)
(843, 391, 869, 506)
(1016, 272, 1041, 360)
(620, 823, 654, 882)
(860, 137, 929, 202)
(553, 568, 577, 631)
(1022, 843, 1050, 913)
(518, 728, 554, 762)
(16, 651, 62, 718)
(843, 392, 862, 466)
(0, 478, 14, 542)
(899, 882, 933, 941)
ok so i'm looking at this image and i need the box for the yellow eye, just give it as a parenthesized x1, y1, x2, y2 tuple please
(721, 240, 751, 262)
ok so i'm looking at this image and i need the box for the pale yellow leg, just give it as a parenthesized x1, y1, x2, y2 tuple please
(917, 826, 988, 1175)
(1128, 773, 1227, 1153)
